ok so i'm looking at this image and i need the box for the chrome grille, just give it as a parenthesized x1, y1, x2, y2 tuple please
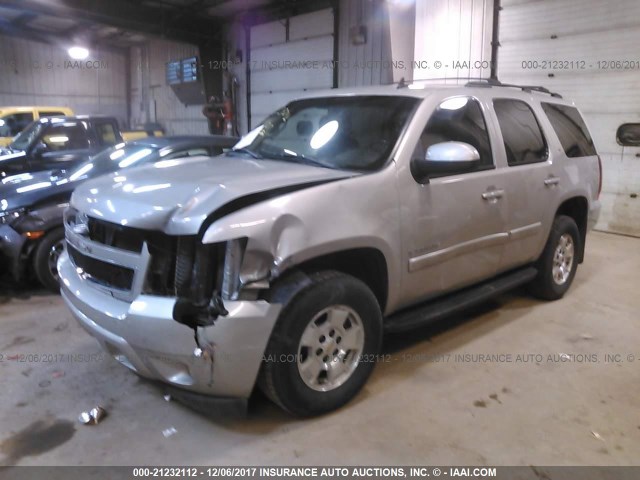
(67, 244, 135, 291)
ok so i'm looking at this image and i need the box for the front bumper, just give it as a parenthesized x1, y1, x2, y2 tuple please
(59, 251, 281, 398)
(0, 224, 28, 280)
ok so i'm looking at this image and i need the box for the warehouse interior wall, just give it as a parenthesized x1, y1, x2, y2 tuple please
(413, 0, 494, 82)
(224, 1, 395, 135)
(338, 0, 394, 87)
(0, 33, 128, 126)
(388, 0, 416, 83)
(129, 38, 208, 136)
(498, 0, 640, 237)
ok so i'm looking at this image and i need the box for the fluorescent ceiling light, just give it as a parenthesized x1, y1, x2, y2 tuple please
(310, 120, 339, 149)
(233, 126, 263, 150)
(118, 148, 152, 168)
(439, 97, 469, 110)
(68, 46, 89, 60)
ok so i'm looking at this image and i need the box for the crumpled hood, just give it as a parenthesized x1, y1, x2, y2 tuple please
(71, 156, 356, 235)
(1, 170, 75, 212)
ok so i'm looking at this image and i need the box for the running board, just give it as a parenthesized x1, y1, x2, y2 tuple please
(384, 266, 538, 333)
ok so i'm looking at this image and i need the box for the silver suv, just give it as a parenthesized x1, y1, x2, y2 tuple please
(59, 81, 602, 416)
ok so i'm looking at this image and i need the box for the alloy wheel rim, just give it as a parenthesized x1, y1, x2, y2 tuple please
(48, 239, 65, 281)
(297, 305, 365, 392)
(552, 233, 574, 285)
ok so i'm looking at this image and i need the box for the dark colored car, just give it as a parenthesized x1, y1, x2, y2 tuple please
(0, 116, 127, 179)
(0, 135, 238, 291)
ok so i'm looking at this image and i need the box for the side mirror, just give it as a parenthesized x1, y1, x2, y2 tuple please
(31, 142, 48, 157)
(411, 141, 481, 184)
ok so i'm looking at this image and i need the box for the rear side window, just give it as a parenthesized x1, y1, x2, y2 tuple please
(0, 112, 34, 137)
(417, 96, 494, 173)
(95, 122, 118, 146)
(493, 99, 548, 166)
(39, 111, 66, 118)
(541, 103, 597, 157)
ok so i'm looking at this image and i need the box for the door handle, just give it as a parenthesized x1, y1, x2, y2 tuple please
(482, 189, 505, 200)
(544, 176, 560, 186)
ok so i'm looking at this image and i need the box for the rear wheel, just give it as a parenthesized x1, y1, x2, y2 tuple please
(529, 215, 580, 300)
(259, 271, 383, 416)
(33, 228, 65, 293)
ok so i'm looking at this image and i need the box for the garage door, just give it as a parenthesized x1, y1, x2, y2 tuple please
(249, 8, 334, 128)
(498, 0, 640, 237)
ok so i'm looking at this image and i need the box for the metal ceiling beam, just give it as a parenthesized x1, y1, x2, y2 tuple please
(11, 12, 38, 27)
(0, 0, 223, 44)
(230, 0, 336, 27)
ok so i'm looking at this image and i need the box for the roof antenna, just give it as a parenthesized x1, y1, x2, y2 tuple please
(397, 77, 407, 89)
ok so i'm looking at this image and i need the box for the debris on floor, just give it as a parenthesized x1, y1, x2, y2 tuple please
(78, 406, 107, 425)
(591, 431, 604, 441)
(162, 427, 177, 438)
(163, 394, 171, 402)
(52, 370, 65, 378)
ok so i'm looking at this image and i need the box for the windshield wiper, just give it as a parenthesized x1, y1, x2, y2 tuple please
(271, 151, 336, 170)
(228, 147, 262, 159)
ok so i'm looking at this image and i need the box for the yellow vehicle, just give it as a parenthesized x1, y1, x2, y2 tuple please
(0, 106, 75, 147)
(121, 129, 165, 142)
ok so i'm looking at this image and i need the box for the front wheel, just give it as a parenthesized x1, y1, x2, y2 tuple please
(529, 215, 580, 300)
(259, 271, 383, 416)
(33, 228, 65, 293)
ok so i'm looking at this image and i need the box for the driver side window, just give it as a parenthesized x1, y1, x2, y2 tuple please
(41, 123, 89, 151)
(416, 97, 494, 175)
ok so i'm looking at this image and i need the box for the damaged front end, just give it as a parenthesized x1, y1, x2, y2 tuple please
(60, 210, 281, 398)
(168, 237, 232, 329)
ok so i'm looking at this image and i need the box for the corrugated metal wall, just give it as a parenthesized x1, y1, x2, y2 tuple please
(338, 0, 393, 87)
(225, 1, 397, 135)
(249, 9, 335, 127)
(130, 39, 208, 135)
(498, 0, 640, 236)
(413, 0, 493, 81)
(0, 34, 127, 125)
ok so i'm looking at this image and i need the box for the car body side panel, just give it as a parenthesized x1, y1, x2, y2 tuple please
(481, 97, 558, 270)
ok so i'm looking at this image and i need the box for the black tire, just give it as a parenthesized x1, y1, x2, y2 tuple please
(33, 228, 65, 293)
(259, 270, 383, 416)
(529, 215, 580, 300)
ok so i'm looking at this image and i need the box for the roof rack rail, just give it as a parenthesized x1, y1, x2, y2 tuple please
(465, 78, 563, 98)
(396, 76, 491, 89)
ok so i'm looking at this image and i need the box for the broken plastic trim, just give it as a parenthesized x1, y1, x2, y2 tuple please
(172, 293, 228, 329)
(221, 238, 247, 300)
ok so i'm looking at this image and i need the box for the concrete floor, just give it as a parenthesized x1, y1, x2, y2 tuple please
(0, 231, 639, 467)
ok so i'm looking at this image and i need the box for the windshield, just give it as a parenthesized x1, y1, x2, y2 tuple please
(67, 144, 159, 181)
(233, 96, 418, 171)
(10, 121, 43, 151)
